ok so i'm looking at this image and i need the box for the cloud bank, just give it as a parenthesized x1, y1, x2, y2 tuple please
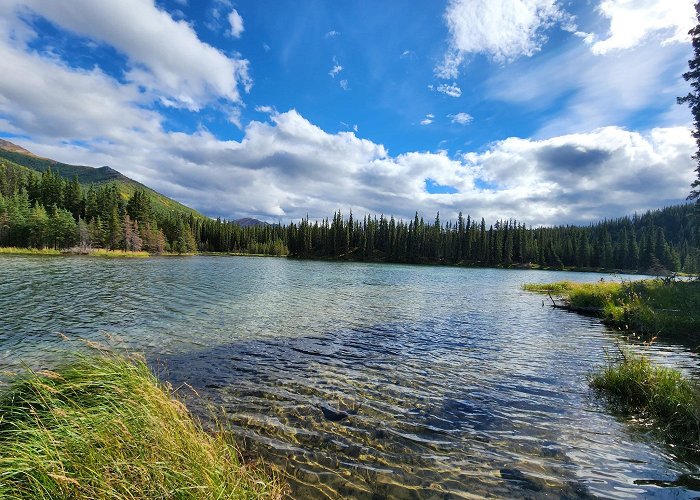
(18, 108, 695, 226)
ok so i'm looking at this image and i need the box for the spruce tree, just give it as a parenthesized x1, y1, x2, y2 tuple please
(679, 1, 700, 207)
(28, 204, 50, 248)
(50, 207, 78, 249)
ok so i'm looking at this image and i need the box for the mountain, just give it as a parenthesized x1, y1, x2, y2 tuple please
(0, 140, 202, 218)
(234, 217, 269, 227)
(0, 139, 36, 156)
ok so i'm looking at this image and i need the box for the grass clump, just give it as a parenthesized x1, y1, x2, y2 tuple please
(0, 247, 61, 256)
(590, 350, 700, 454)
(524, 279, 700, 336)
(0, 353, 284, 499)
(0, 247, 151, 258)
(64, 247, 150, 258)
(81, 248, 150, 258)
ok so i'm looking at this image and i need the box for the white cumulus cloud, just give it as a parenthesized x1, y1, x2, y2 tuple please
(435, 83, 462, 97)
(0, 31, 159, 140)
(590, 0, 695, 55)
(436, 0, 572, 78)
(228, 9, 244, 38)
(329, 63, 343, 78)
(449, 112, 473, 124)
(15, 0, 251, 110)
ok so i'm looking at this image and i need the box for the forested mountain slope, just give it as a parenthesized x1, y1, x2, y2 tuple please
(0, 140, 201, 218)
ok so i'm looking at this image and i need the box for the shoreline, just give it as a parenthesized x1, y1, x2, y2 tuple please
(1, 246, 673, 276)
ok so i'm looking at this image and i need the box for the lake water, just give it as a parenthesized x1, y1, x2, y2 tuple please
(1, 255, 700, 498)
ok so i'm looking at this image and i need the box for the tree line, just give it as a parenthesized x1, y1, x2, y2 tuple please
(284, 206, 699, 273)
(0, 162, 698, 272)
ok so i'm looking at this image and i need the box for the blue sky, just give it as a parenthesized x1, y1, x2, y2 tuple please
(0, 0, 696, 225)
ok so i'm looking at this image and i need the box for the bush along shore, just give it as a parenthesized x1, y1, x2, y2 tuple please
(523, 279, 700, 337)
(0, 353, 284, 499)
(589, 349, 700, 456)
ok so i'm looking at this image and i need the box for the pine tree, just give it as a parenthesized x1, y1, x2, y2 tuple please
(0, 193, 8, 246)
(175, 220, 196, 253)
(123, 216, 143, 252)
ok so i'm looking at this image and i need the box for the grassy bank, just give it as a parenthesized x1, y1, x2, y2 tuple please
(0, 354, 283, 499)
(0, 247, 62, 256)
(590, 351, 700, 455)
(524, 279, 700, 336)
(199, 251, 287, 258)
(68, 248, 151, 258)
(0, 247, 151, 258)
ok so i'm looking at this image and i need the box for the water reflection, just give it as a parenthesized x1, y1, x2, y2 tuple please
(1, 255, 699, 498)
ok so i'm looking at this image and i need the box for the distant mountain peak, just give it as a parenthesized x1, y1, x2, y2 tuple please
(235, 217, 268, 227)
(0, 139, 38, 157)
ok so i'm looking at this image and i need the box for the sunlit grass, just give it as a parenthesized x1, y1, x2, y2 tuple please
(590, 350, 700, 454)
(0, 247, 150, 258)
(79, 248, 150, 258)
(0, 247, 61, 256)
(524, 279, 700, 335)
(0, 353, 284, 499)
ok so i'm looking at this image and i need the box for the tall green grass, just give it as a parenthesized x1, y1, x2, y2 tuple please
(590, 350, 700, 454)
(0, 354, 284, 499)
(524, 279, 700, 335)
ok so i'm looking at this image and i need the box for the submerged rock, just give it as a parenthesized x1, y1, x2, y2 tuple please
(319, 404, 358, 422)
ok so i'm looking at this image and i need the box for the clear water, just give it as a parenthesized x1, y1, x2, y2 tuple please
(1, 255, 699, 498)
